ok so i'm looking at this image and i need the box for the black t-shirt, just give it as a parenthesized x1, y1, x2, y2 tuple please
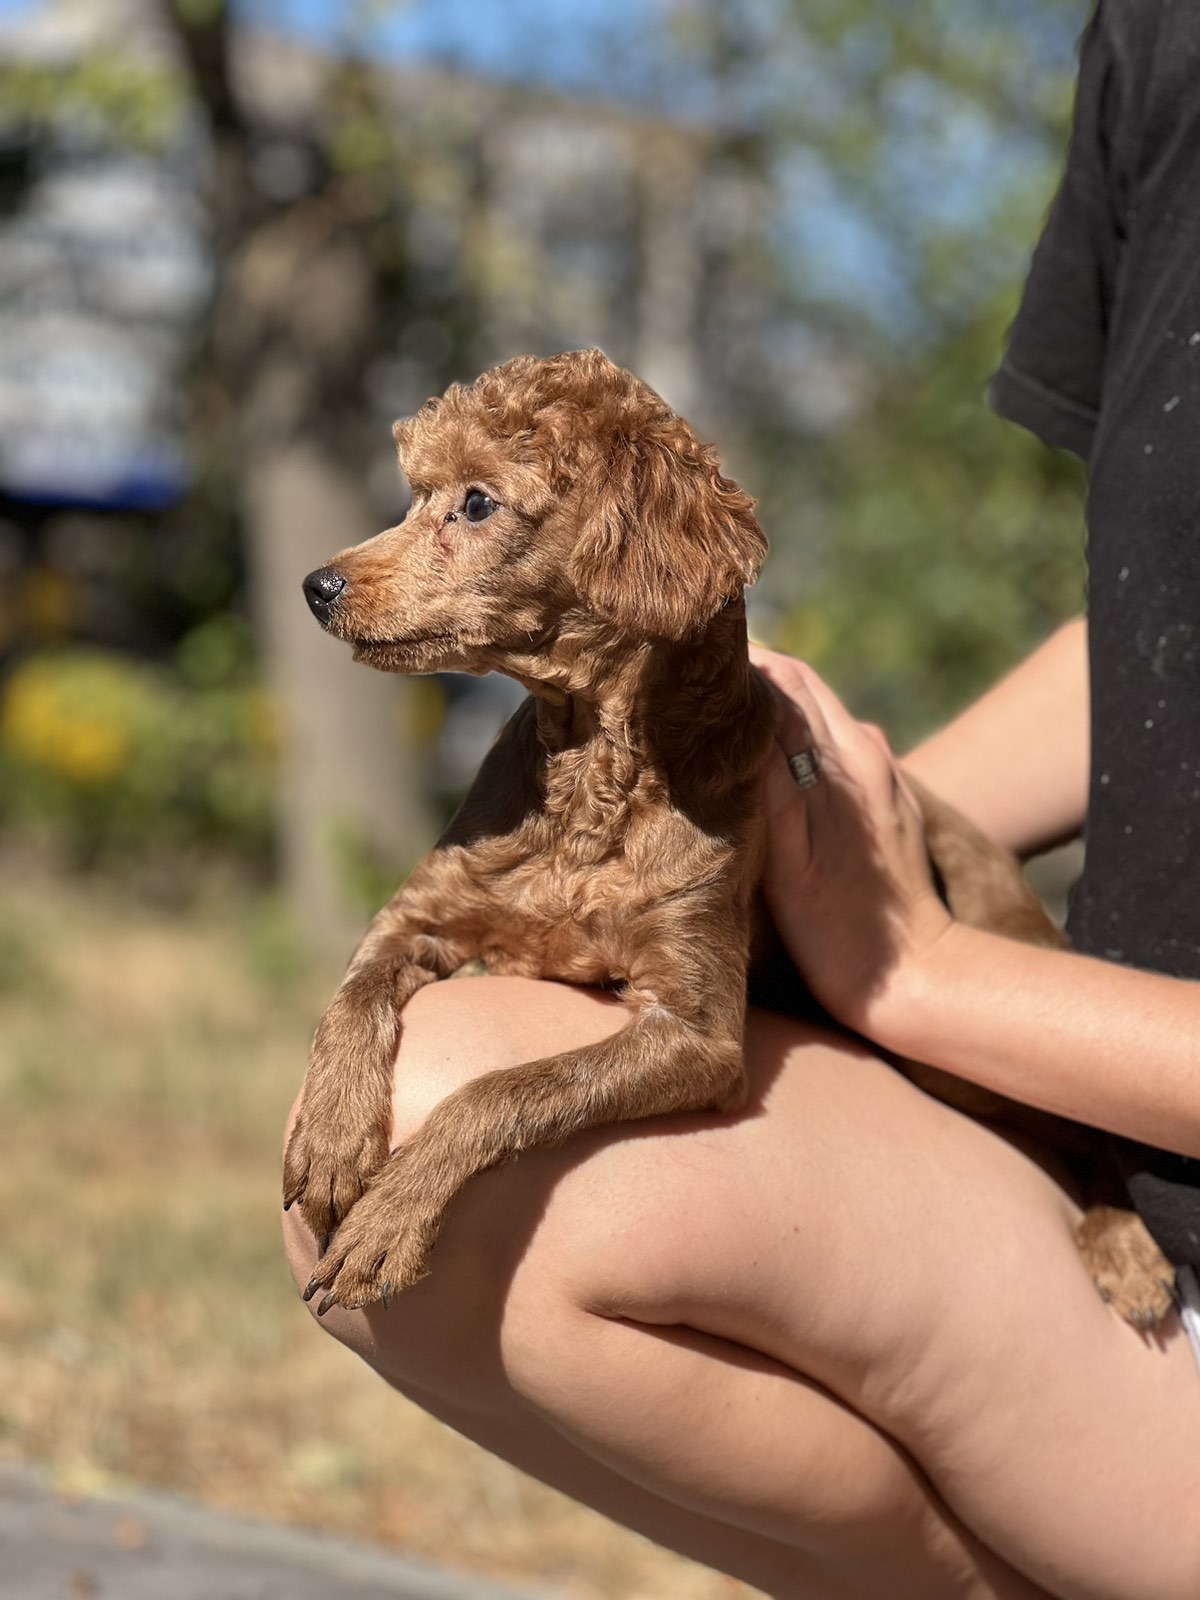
(990, 0, 1200, 1273)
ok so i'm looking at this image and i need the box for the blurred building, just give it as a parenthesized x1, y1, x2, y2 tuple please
(0, 149, 209, 509)
(0, 0, 208, 513)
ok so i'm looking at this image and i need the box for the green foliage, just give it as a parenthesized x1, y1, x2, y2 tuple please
(237, 893, 313, 991)
(691, 0, 1093, 739)
(0, 55, 183, 150)
(171, 0, 226, 24)
(770, 293, 1087, 744)
(0, 910, 53, 1000)
(0, 633, 276, 876)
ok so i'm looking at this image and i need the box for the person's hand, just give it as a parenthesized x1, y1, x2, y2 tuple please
(750, 645, 954, 1038)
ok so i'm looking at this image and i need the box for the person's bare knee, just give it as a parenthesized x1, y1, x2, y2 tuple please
(281, 976, 624, 1398)
(389, 975, 626, 1143)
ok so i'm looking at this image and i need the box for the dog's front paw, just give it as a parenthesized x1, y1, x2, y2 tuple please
(283, 1106, 390, 1247)
(302, 1185, 437, 1314)
(1076, 1205, 1176, 1330)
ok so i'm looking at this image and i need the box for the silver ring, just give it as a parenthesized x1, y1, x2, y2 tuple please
(786, 748, 821, 789)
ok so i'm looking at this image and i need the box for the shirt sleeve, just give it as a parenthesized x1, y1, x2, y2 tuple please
(988, 2, 1133, 461)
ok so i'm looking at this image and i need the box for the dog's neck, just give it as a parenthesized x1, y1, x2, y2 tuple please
(502, 598, 775, 816)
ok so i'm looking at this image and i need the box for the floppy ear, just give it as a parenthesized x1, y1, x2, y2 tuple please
(570, 427, 767, 641)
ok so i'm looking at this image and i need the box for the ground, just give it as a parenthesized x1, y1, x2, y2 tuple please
(0, 1460, 543, 1599)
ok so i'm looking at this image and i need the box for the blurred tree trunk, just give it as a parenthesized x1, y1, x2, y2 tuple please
(635, 132, 703, 418)
(165, 0, 432, 955)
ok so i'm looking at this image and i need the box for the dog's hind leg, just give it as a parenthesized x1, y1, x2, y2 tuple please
(1075, 1205, 1177, 1330)
(304, 1001, 749, 1311)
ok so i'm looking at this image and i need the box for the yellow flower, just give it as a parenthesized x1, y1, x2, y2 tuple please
(1, 654, 133, 785)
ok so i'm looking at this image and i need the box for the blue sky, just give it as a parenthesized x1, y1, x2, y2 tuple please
(242, 0, 668, 95)
(242, 0, 1080, 335)
(0, 0, 1081, 120)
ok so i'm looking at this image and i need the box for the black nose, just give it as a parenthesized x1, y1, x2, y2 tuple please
(303, 567, 346, 620)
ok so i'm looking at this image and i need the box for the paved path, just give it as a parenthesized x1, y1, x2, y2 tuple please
(1, 1463, 552, 1600)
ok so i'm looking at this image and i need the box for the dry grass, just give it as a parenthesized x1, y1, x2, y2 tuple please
(0, 857, 754, 1600)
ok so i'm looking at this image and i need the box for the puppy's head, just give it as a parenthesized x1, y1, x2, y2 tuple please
(303, 349, 766, 678)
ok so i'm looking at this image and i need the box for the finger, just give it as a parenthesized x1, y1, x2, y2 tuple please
(761, 746, 816, 875)
(859, 721, 890, 756)
(892, 765, 927, 825)
(749, 644, 814, 713)
(751, 647, 871, 756)
(773, 682, 821, 771)
(785, 662, 866, 751)
(758, 689, 827, 853)
(750, 652, 904, 814)
(751, 652, 832, 754)
(769, 660, 900, 796)
(847, 719, 904, 804)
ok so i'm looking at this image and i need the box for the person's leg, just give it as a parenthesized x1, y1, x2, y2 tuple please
(283, 977, 1200, 1600)
(285, 1029, 1045, 1600)
(285, 981, 1043, 1600)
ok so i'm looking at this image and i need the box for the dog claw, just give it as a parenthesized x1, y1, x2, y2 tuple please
(317, 1291, 339, 1317)
(302, 1277, 321, 1304)
(380, 1282, 393, 1310)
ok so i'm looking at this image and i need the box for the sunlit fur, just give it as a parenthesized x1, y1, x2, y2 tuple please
(317, 349, 766, 681)
(285, 348, 1172, 1326)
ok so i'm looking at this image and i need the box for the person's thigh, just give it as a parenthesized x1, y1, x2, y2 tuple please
(285, 980, 1049, 1600)
(284, 977, 1200, 1600)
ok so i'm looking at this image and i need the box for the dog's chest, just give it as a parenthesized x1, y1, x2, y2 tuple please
(474, 819, 730, 986)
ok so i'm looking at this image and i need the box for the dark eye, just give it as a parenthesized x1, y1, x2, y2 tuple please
(464, 489, 498, 523)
